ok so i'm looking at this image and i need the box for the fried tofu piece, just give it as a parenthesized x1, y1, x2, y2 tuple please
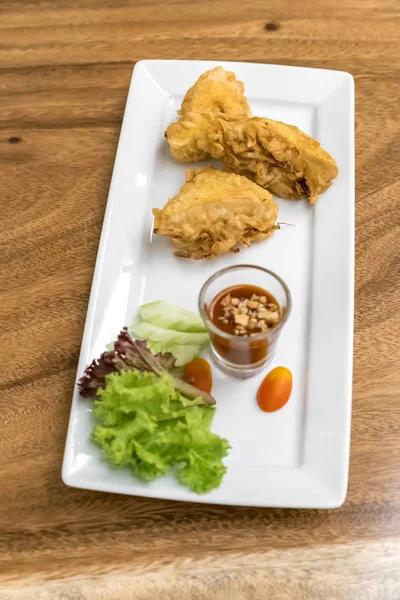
(166, 67, 251, 162)
(153, 168, 278, 260)
(219, 117, 339, 204)
(166, 68, 338, 203)
(180, 66, 251, 117)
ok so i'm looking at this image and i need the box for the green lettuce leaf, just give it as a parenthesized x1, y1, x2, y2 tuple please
(139, 300, 206, 333)
(146, 342, 201, 367)
(91, 370, 230, 494)
(128, 321, 209, 347)
(128, 300, 210, 366)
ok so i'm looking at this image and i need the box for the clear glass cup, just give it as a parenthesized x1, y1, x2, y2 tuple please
(199, 265, 291, 379)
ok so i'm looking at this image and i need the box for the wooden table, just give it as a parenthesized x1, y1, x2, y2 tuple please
(1, 1, 400, 598)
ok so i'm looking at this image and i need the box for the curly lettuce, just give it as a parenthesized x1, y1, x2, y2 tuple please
(91, 370, 229, 494)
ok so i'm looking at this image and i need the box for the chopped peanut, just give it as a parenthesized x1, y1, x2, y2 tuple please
(221, 293, 231, 307)
(217, 290, 281, 337)
(247, 300, 259, 309)
(265, 311, 280, 324)
(234, 313, 249, 327)
(257, 310, 269, 320)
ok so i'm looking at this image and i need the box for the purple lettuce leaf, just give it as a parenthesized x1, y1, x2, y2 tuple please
(78, 328, 215, 405)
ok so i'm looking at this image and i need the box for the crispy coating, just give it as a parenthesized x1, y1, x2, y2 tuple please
(218, 117, 338, 204)
(179, 66, 250, 117)
(166, 68, 338, 203)
(153, 168, 278, 260)
(166, 67, 251, 162)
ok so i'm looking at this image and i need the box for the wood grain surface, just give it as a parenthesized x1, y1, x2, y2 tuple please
(1, 0, 400, 598)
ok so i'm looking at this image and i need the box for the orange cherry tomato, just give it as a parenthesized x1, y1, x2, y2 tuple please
(185, 357, 213, 393)
(257, 366, 292, 413)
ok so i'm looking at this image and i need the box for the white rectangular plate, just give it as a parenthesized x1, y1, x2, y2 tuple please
(62, 60, 354, 508)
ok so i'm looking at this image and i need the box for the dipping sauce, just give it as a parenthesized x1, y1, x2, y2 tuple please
(208, 285, 282, 366)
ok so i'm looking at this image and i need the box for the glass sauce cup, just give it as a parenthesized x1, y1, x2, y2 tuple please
(199, 265, 291, 379)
